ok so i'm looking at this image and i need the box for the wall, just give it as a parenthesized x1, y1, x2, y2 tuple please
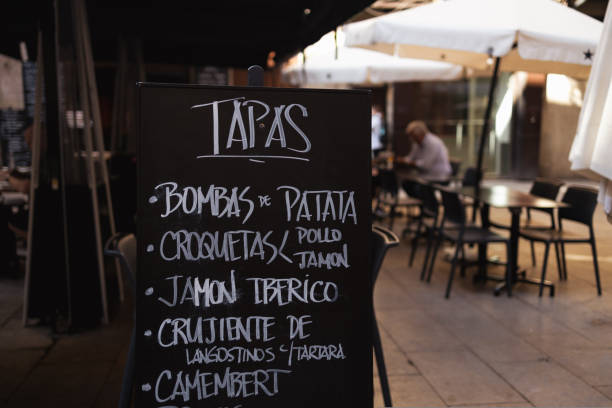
(538, 76, 586, 179)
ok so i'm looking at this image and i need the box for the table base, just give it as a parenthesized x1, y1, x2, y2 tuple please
(474, 269, 555, 297)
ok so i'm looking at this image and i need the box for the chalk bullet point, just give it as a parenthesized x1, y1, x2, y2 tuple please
(146, 244, 154, 253)
(141, 383, 151, 392)
(148, 196, 158, 204)
(145, 287, 154, 296)
(144, 330, 152, 337)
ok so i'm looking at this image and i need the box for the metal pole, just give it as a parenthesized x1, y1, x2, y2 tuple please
(110, 39, 123, 153)
(475, 57, 501, 186)
(23, 31, 44, 326)
(72, 0, 109, 324)
(76, 0, 125, 302)
(385, 83, 394, 151)
(248, 65, 264, 86)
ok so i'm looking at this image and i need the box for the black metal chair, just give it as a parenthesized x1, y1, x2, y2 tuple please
(371, 225, 399, 407)
(406, 182, 441, 278)
(104, 233, 136, 408)
(373, 169, 421, 229)
(519, 186, 602, 296)
(461, 167, 478, 187)
(490, 179, 564, 270)
(450, 159, 462, 178)
(455, 167, 479, 222)
(427, 188, 511, 298)
(400, 178, 425, 239)
(487, 179, 564, 283)
(523, 179, 564, 268)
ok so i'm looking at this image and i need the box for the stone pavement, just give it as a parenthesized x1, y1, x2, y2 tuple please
(0, 277, 131, 408)
(373, 180, 612, 407)
(1, 180, 611, 407)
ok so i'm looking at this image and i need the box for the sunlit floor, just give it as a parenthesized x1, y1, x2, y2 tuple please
(373, 180, 612, 407)
(1, 180, 611, 407)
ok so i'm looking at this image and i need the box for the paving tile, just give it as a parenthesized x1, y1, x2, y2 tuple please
(374, 273, 420, 311)
(0, 326, 53, 350)
(0, 349, 45, 402)
(492, 360, 612, 407)
(378, 309, 464, 353)
(92, 379, 123, 408)
(582, 297, 612, 319)
(0, 298, 21, 327)
(449, 404, 533, 408)
(544, 348, 612, 387)
(373, 374, 446, 408)
(597, 386, 612, 401)
(408, 350, 525, 406)
(5, 362, 113, 408)
(374, 326, 419, 376)
(542, 304, 612, 347)
(43, 321, 131, 364)
(0, 280, 23, 325)
(425, 298, 546, 363)
(468, 295, 598, 350)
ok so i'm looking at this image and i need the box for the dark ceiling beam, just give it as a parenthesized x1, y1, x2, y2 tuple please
(2, 0, 375, 67)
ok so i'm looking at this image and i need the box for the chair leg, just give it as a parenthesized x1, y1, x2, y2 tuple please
(477, 243, 486, 277)
(459, 244, 466, 278)
(530, 241, 536, 267)
(554, 242, 563, 281)
(560, 242, 568, 280)
(505, 242, 513, 297)
(539, 242, 551, 297)
(590, 239, 602, 296)
(420, 228, 433, 281)
(409, 219, 423, 267)
(388, 204, 395, 229)
(445, 242, 461, 298)
(373, 312, 392, 408)
(426, 234, 442, 283)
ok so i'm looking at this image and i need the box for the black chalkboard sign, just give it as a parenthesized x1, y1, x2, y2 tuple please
(137, 83, 372, 408)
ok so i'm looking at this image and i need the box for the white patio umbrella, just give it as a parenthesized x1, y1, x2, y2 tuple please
(282, 45, 464, 85)
(569, 0, 612, 219)
(344, 0, 603, 183)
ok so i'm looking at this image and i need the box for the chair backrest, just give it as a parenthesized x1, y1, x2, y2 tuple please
(559, 186, 598, 226)
(529, 178, 564, 200)
(528, 178, 564, 218)
(402, 178, 420, 199)
(439, 188, 466, 225)
(462, 167, 478, 187)
(105, 233, 137, 290)
(378, 169, 399, 198)
(417, 182, 439, 218)
(450, 160, 461, 177)
(371, 226, 399, 285)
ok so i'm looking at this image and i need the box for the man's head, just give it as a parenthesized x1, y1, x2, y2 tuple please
(405, 120, 428, 145)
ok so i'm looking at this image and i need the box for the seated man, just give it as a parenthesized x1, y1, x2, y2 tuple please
(396, 120, 451, 183)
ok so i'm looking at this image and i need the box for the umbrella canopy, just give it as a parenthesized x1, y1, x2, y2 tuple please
(282, 42, 464, 85)
(569, 0, 612, 215)
(343, 0, 602, 80)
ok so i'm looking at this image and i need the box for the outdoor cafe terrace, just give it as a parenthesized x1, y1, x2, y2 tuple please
(1, 178, 612, 407)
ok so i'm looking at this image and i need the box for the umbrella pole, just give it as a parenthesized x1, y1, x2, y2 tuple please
(476, 57, 501, 186)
